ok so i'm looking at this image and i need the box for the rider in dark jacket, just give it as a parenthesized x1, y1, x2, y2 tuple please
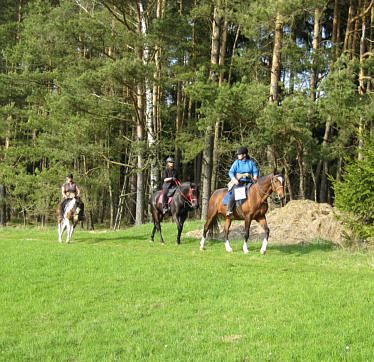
(162, 157, 179, 214)
(59, 173, 84, 221)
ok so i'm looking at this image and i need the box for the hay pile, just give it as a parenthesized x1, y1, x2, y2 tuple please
(185, 200, 345, 244)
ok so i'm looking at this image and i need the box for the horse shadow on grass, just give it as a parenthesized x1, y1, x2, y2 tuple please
(268, 239, 337, 255)
(201, 236, 337, 255)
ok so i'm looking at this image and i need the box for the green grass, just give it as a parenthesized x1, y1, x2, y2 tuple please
(1, 221, 374, 361)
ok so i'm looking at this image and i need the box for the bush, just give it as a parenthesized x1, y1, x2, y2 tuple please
(332, 134, 374, 242)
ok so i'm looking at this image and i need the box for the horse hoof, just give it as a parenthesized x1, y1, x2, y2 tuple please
(149, 240, 154, 243)
(226, 248, 233, 253)
(260, 249, 266, 255)
(200, 247, 205, 251)
(161, 242, 166, 246)
(243, 250, 249, 254)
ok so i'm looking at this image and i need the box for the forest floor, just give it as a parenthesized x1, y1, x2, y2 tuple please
(186, 200, 348, 245)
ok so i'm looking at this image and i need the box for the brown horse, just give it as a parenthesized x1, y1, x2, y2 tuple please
(200, 169, 285, 254)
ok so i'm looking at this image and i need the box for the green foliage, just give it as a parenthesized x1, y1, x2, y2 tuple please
(332, 134, 374, 241)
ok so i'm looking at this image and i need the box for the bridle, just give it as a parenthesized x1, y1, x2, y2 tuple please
(179, 184, 199, 208)
(255, 174, 284, 204)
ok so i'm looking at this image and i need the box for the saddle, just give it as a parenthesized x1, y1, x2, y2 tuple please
(157, 186, 177, 205)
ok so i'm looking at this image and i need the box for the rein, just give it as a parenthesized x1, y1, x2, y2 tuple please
(177, 183, 198, 207)
(254, 175, 284, 204)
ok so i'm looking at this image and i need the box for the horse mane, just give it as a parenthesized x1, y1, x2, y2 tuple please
(257, 172, 274, 183)
(257, 169, 283, 183)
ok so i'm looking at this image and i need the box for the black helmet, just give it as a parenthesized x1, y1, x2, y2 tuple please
(166, 157, 175, 163)
(66, 173, 73, 179)
(236, 146, 248, 155)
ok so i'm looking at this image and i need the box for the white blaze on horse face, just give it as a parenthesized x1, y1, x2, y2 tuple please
(277, 176, 284, 184)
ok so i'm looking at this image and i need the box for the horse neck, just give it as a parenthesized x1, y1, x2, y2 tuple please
(255, 174, 273, 201)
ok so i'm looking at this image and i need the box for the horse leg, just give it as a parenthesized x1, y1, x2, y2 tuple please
(65, 219, 75, 244)
(68, 223, 76, 243)
(224, 218, 233, 252)
(200, 210, 218, 251)
(150, 223, 157, 243)
(58, 222, 63, 243)
(175, 214, 187, 245)
(257, 217, 269, 254)
(243, 217, 252, 254)
(157, 222, 165, 245)
(60, 220, 68, 243)
(150, 207, 165, 245)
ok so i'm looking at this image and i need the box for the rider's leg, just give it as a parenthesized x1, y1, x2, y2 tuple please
(226, 191, 235, 216)
(162, 186, 170, 214)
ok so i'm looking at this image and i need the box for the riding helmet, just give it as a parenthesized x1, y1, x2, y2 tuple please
(66, 173, 73, 179)
(166, 157, 175, 163)
(236, 146, 248, 155)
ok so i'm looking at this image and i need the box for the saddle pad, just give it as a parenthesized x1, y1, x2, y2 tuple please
(222, 183, 252, 205)
(157, 190, 173, 205)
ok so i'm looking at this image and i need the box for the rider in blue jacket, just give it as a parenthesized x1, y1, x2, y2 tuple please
(226, 146, 259, 216)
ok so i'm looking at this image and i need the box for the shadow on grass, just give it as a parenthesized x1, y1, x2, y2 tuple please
(200, 237, 337, 254)
(270, 239, 337, 254)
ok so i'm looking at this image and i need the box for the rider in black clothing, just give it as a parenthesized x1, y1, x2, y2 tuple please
(162, 157, 179, 214)
(59, 173, 84, 222)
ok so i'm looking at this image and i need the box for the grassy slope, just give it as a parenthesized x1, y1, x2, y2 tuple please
(0, 221, 373, 361)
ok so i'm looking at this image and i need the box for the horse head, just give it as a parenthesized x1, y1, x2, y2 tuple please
(180, 182, 199, 210)
(270, 168, 285, 202)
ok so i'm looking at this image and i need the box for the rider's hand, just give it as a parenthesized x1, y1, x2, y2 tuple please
(232, 178, 239, 186)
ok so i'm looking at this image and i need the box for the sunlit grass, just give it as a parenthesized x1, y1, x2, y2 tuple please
(1, 223, 373, 360)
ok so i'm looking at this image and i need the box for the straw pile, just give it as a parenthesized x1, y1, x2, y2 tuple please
(185, 200, 346, 244)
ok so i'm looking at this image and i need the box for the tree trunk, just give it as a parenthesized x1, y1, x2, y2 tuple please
(332, 0, 341, 62)
(0, 184, 6, 226)
(135, 2, 146, 225)
(295, 142, 306, 199)
(343, 0, 355, 57)
(201, 2, 221, 219)
(269, 7, 283, 104)
(310, 8, 321, 101)
(358, 1, 367, 161)
(211, 5, 227, 191)
(200, 131, 214, 220)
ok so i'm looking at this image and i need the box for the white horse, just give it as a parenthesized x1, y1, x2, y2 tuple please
(56, 198, 81, 243)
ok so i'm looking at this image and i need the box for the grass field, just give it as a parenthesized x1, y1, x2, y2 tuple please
(1, 221, 374, 361)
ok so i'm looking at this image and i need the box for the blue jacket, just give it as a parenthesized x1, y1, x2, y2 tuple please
(229, 159, 259, 182)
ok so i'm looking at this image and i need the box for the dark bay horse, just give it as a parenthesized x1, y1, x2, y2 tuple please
(150, 181, 199, 244)
(200, 169, 285, 254)
(56, 198, 82, 243)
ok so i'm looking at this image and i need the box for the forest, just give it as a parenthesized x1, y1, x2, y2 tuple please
(0, 0, 373, 237)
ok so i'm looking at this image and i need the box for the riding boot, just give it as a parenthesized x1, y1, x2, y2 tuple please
(226, 197, 235, 217)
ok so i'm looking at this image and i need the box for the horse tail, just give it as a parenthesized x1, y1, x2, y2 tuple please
(207, 214, 219, 237)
